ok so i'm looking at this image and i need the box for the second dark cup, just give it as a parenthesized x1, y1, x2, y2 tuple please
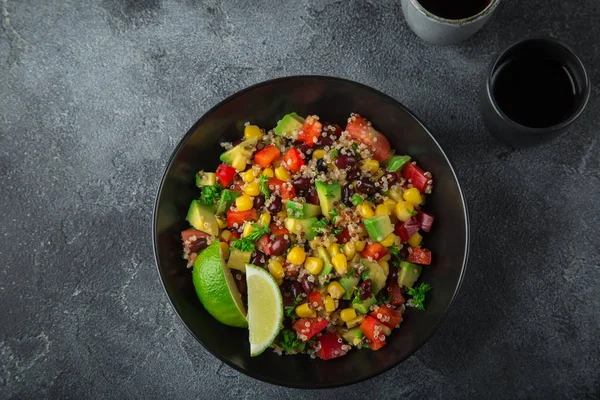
(481, 38, 590, 147)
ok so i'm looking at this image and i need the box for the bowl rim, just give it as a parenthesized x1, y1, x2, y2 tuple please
(152, 75, 470, 389)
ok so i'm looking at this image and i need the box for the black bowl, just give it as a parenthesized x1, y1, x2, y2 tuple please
(153, 76, 469, 388)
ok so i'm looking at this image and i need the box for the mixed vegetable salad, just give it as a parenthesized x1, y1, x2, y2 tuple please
(182, 112, 435, 359)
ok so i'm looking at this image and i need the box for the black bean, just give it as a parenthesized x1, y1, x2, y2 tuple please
(301, 275, 314, 294)
(292, 177, 311, 194)
(316, 159, 326, 172)
(291, 282, 303, 299)
(270, 236, 290, 256)
(250, 250, 268, 266)
(315, 135, 334, 148)
(188, 237, 208, 253)
(388, 267, 398, 283)
(253, 194, 265, 209)
(342, 184, 355, 207)
(379, 171, 398, 186)
(346, 168, 360, 181)
(359, 279, 373, 300)
(234, 274, 247, 294)
(334, 155, 357, 169)
(296, 142, 312, 156)
(267, 196, 282, 214)
(355, 179, 376, 195)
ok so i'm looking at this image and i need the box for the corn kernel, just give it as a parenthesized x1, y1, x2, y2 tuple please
(220, 230, 233, 242)
(275, 166, 291, 182)
(331, 253, 348, 275)
(231, 155, 247, 171)
(354, 240, 366, 252)
(346, 315, 365, 328)
(375, 204, 390, 216)
(327, 281, 345, 299)
(241, 223, 254, 238)
(259, 212, 271, 227)
(243, 181, 260, 196)
(387, 188, 402, 201)
(383, 199, 397, 214)
(240, 169, 256, 183)
(327, 243, 340, 258)
(236, 195, 254, 212)
(408, 232, 423, 247)
(395, 201, 415, 222)
(378, 259, 389, 276)
(304, 257, 324, 275)
(277, 210, 287, 219)
(380, 233, 397, 247)
(361, 159, 379, 174)
(340, 308, 357, 322)
(312, 149, 326, 159)
(295, 303, 316, 318)
(262, 167, 274, 177)
(216, 218, 227, 229)
(403, 187, 423, 206)
(244, 125, 263, 140)
(268, 260, 285, 283)
(342, 241, 356, 260)
(357, 204, 375, 218)
(287, 246, 306, 265)
(323, 295, 336, 312)
(219, 242, 229, 260)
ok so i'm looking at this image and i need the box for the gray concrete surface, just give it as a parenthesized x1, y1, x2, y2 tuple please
(1, 0, 598, 398)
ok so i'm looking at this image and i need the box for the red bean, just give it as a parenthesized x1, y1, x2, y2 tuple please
(306, 189, 320, 205)
(355, 180, 376, 195)
(250, 251, 268, 266)
(234, 273, 247, 294)
(359, 279, 372, 300)
(322, 123, 342, 138)
(346, 168, 360, 181)
(270, 236, 290, 256)
(253, 195, 265, 209)
(342, 184, 355, 207)
(188, 237, 208, 253)
(301, 275, 314, 294)
(315, 135, 334, 148)
(334, 155, 357, 169)
(292, 177, 311, 194)
(291, 282, 303, 299)
(379, 171, 398, 186)
(267, 196, 282, 214)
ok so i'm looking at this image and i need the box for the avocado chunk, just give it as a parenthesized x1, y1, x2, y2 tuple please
(219, 137, 257, 165)
(284, 217, 319, 241)
(363, 215, 394, 242)
(387, 155, 411, 172)
(339, 274, 360, 300)
(195, 171, 216, 188)
(341, 327, 364, 346)
(274, 112, 305, 137)
(352, 294, 377, 314)
(315, 181, 342, 218)
(227, 248, 252, 272)
(317, 247, 333, 276)
(398, 261, 422, 288)
(286, 200, 322, 219)
(186, 200, 219, 236)
(215, 190, 240, 216)
(360, 259, 387, 295)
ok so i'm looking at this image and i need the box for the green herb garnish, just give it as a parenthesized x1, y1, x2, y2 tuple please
(329, 209, 338, 218)
(330, 149, 339, 159)
(311, 218, 329, 235)
(407, 283, 432, 311)
(230, 238, 255, 252)
(388, 244, 401, 258)
(332, 227, 343, 235)
(407, 208, 418, 216)
(199, 184, 222, 207)
(274, 329, 307, 355)
(284, 296, 303, 318)
(351, 194, 363, 205)
(246, 223, 271, 241)
(259, 174, 270, 198)
(377, 291, 392, 304)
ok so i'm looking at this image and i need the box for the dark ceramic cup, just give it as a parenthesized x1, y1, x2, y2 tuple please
(481, 38, 590, 147)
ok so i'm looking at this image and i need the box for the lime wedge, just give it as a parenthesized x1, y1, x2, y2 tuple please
(245, 263, 283, 356)
(192, 241, 247, 328)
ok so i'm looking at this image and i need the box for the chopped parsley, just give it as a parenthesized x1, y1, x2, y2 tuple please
(377, 291, 392, 304)
(311, 218, 329, 235)
(329, 209, 338, 218)
(230, 238, 254, 252)
(367, 195, 376, 202)
(284, 296, 303, 318)
(350, 194, 363, 205)
(246, 223, 271, 241)
(199, 185, 222, 207)
(408, 283, 432, 311)
(259, 175, 270, 198)
(274, 329, 306, 355)
(351, 143, 359, 151)
(388, 244, 401, 258)
(330, 149, 339, 159)
(407, 208, 418, 216)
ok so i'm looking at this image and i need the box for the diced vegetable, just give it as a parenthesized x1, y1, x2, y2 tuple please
(371, 305, 402, 328)
(316, 332, 347, 360)
(215, 164, 237, 187)
(387, 155, 411, 172)
(406, 247, 432, 265)
(282, 148, 305, 172)
(416, 211, 434, 232)
(307, 291, 323, 308)
(395, 217, 421, 242)
(345, 114, 391, 161)
(386, 280, 405, 306)
(298, 116, 322, 147)
(226, 209, 258, 229)
(253, 144, 281, 168)
(360, 316, 387, 350)
(293, 318, 328, 341)
(255, 234, 272, 255)
(268, 178, 296, 200)
(360, 243, 388, 261)
(402, 163, 429, 192)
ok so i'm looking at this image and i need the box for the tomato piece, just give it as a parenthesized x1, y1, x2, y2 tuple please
(406, 247, 432, 265)
(371, 305, 402, 329)
(386, 280, 405, 306)
(298, 116, 322, 147)
(395, 217, 421, 242)
(215, 164, 237, 187)
(307, 292, 323, 308)
(253, 144, 281, 168)
(269, 223, 289, 237)
(282, 148, 305, 172)
(226, 209, 258, 229)
(402, 163, 429, 193)
(293, 318, 328, 342)
(336, 227, 351, 244)
(360, 316, 387, 351)
(256, 234, 272, 255)
(268, 178, 296, 200)
(345, 114, 391, 161)
(316, 332, 348, 360)
(360, 243, 388, 261)
(416, 211, 434, 232)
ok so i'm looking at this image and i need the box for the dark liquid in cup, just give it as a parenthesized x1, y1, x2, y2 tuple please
(491, 57, 578, 128)
(418, 0, 492, 19)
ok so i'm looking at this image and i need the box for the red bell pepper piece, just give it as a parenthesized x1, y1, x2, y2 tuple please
(395, 217, 421, 242)
(255, 234, 272, 255)
(226, 209, 258, 229)
(402, 163, 429, 193)
(282, 148, 305, 172)
(416, 211, 434, 232)
(360, 243, 388, 261)
(371, 305, 402, 329)
(316, 332, 348, 360)
(406, 247, 432, 265)
(345, 114, 391, 161)
(360, 316, 387, 351)
(386, 281, 405, 306)
(293, 318, 328, 342)
(307, 292, 323, 308)
(268, 178, 296, 200)
(298, 116, 322, 147)
(253, 144, 281, 168)
(269, 223, 289, 237)
(215, 164, 237, 187)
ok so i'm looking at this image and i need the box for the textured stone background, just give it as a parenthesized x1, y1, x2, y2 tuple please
(1, 0, 598, 398)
